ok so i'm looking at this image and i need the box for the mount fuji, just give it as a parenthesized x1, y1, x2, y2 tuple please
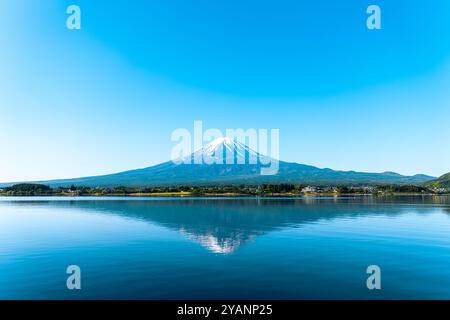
(0, 137, 435, 187)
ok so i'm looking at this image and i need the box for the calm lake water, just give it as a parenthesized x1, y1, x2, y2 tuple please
(1, 196, 450, 299)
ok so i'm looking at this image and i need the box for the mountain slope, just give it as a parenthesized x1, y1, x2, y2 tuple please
(425, 172, 450, 189)
(0, 138, 436, 187)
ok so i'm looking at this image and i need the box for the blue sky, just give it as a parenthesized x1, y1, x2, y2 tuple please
(1, 0, 450, 182)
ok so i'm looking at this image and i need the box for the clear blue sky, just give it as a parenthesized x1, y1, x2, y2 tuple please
(1, 0, 450, 182)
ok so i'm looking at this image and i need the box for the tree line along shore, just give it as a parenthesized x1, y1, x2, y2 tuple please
(0, 183, 449, 197)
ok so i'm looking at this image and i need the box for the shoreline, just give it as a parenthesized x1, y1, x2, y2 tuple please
(1, 192, 449, 198)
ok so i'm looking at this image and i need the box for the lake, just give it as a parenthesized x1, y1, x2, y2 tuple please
(1, 196, 449, 299)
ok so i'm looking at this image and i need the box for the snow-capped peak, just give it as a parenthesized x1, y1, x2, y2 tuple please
(173, 136, 271, 165)
(195, 137, 261, 165)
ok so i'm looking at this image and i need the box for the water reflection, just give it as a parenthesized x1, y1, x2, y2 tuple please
(4, 196, 449, 254)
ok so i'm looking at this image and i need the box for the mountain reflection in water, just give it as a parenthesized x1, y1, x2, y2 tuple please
(6, 196, 449, 254)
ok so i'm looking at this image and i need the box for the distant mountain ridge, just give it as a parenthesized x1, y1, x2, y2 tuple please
(0, 138, 436, 187)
